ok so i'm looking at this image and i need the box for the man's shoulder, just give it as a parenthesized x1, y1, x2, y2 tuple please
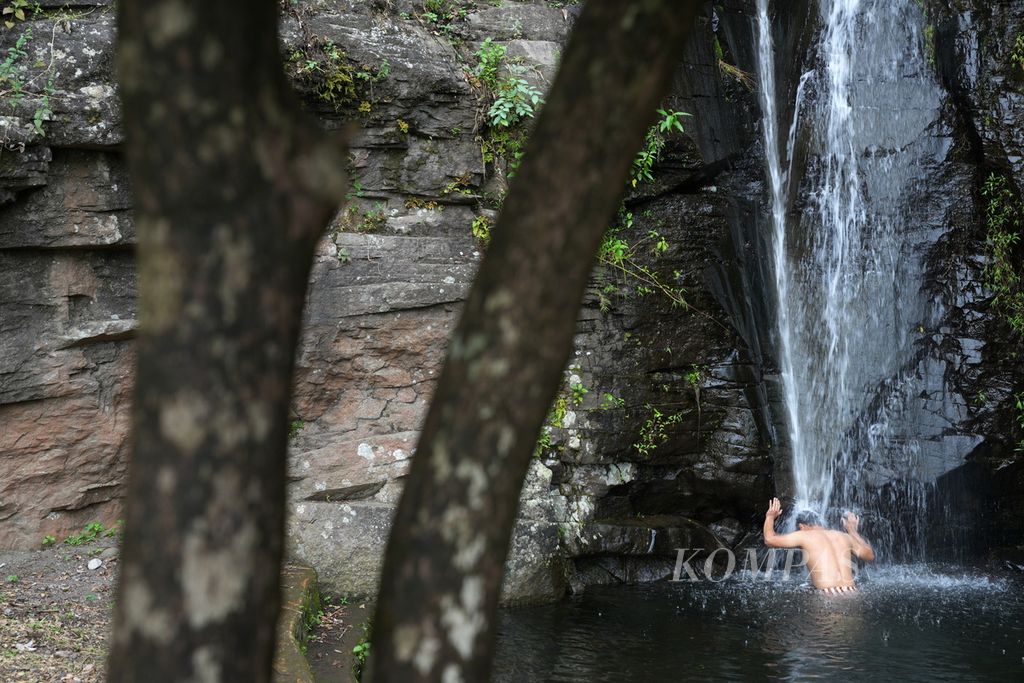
(809, 528, 849, 543)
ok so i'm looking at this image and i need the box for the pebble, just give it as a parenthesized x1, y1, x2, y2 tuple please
(87, 558, 102, 570)
(99, 546, 118, 560)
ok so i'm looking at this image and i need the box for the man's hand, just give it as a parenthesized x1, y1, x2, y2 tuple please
(763, 497, 801, 548)
(842, 510, 875, 561)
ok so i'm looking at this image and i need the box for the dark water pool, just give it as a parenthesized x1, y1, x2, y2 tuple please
(494, 566, 1024, 682)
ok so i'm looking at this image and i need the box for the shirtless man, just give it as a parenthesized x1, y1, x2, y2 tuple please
(763, 497, 875, 593)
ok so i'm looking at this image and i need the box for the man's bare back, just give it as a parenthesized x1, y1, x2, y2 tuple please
(763, 498, 875, 592)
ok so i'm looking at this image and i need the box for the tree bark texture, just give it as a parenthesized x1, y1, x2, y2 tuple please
(108, 1, 346, 680)
(369, 2, 699, 681)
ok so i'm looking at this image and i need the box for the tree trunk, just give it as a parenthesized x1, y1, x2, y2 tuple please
(369, 2, 698, 680)
(108, 1, 347, 680)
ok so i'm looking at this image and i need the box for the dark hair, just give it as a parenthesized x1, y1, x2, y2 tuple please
(796, 510, 824, 528)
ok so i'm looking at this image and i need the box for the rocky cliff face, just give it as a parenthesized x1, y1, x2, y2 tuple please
(1, 2, 131, 546)
(1, 0, 1021, 603)
(925, 0, 1024, 558)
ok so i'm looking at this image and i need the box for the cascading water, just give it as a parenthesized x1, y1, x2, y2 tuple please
(756, 0, 956, 557)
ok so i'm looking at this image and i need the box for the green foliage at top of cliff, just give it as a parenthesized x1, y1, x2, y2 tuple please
(981, 173, 1024, 337)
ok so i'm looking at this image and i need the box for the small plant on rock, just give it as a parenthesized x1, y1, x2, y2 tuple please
(631, 108, 691, 187)
(352, 619, 373, 680)
(981, 173, 1024, 336)
(3, 0, 38, 28)
(0, 27, 54, 140)
(599, 393, 626, 410)
(64, 522, 106, 546)
(1012, 32, 1024, 74)
(421, 0, 470, 35)
(633, 403, 683, 457)
(474, 38, 544, 177)
(471, 214, 493, 245)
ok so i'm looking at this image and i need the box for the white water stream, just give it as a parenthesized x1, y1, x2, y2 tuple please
(756, 0, 945, 546)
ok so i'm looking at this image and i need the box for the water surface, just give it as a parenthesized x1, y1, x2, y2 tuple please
(494, 566, 1023, 681)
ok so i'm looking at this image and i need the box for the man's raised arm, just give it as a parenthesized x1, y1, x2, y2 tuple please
(763, 497, 804, 548)
(842, 511, 875, 561)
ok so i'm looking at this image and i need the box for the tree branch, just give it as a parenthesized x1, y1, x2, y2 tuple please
(369, 2, 699, 680)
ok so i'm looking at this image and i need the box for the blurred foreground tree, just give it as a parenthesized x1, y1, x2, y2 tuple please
(107, 0, 696, 681)
(368, 2, 696, 680)
(107, 0, 348, 679)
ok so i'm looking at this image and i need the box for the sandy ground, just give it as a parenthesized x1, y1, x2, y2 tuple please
(0, 536, 118, 682)
(1, 531, 370, 683)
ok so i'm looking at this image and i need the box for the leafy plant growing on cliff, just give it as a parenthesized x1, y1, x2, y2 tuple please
(288, 39, 356, 107)
(420, 0, 475, 38)
(981, 173, 1024, 336)
(570, 380, 588, 405)
(597, 207, 688, 307)
(1012, 32, 1024, 74)
(3, 0, 38, 28)
(630, 108, 691, 187)
(599, 392, 625, 410)
(287, 38, 389, 112)
(471, 214, 493, 245)
(474, 38, 544, 176)
(474, 37, 505, 91)
(592, 107, 699, 314)
(487, 67, 543, 128)
(633, 403, 683, 457)
(0, 26, 54, 140)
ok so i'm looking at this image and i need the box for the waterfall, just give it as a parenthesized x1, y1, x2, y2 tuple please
(756, 0, 806, 507)
(756, 0, 948, 554)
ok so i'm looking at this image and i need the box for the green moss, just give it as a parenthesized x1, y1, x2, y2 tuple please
(287, 38, 389, 111)
(288, 39, 357, 108)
